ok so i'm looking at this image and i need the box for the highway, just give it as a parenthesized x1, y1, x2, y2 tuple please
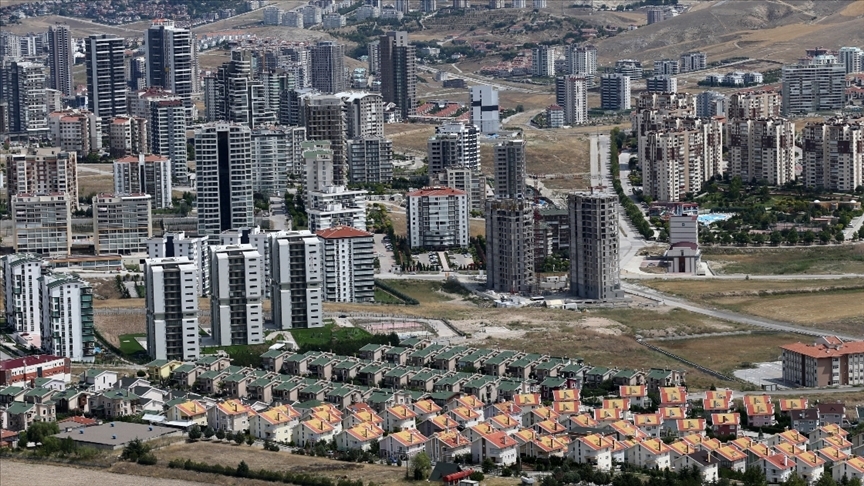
(417, 65, 548, 94)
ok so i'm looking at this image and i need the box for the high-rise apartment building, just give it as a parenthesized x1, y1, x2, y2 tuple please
(728, 118, 795, 186)
(93, 193, 153, 255)
(695, 91, 727, 118)
(307, 186, 368, 232)
(40, 273, 95, 362)
(128, 56, 147, 91)
(195, 123, 254, 235)
(802, 118, 864, 192)
(727, 90, 781, 119)
(2, 254, 45, 340)
(305, 95, 347, 185)
(5, 61, 48, 136)
(653, 59, 680, 75)
(470, 85, 500, 134)
(107, 115, 150, 156)
(113, 154, 173, 209)
(311, 41, 347, 94)
(47, 24, 74, 97)
(839, 47, 864, 74)
(646, 75, 677, 94)
(147, 232, 211, 297)
(679, 52, 707, 73)
(304, 140, 335, 195)
(494, 139, 526, 199)
(11, 193, 72, 256)
(555, 75, 587, 125)
(341, 91, 384, 139)
(317, 226, 375, 303)
(600, 74, 631, 111)
(252, 125, 307, 195)
(567, 45, 597, 77)
(406, 187, 469, 249)
(367, 40, 381, 75)
(427, 122, 480, 178)
(47, 109, 102, 155)
(532, 45, 556, 77)
(85, 35, 127, 118)
(642, 118, 724, 202)
(145, 20, 194, 116)
(379, 31, 417, 118)
(569, 192, 623, 300)
(270, 231, 323, 329)
(781, 56, 847, 115)
(210, 245, 264, 346)
(485, 199, 535, 294)
(145, 93, 189, 183)
(347, 138, 393, 183)
(442, 166, 486, 212)
(204, 50, 275, 128)
(5, 148, 78, 209)
(614, 59, 643, 81)
(145, 257, 200, 361)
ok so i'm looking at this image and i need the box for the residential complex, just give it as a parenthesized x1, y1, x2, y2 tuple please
(304, 95, 347, 186)
(145, 20, 194, 116)
(781, 56, 847, 115)
(406, 187, 470, 249)
(307, 186, 368, 232)
(646, 75, 677, 94)
(147, 232, 211, 297)
(470, 85, 500, 134)
(271, 232, 324, 329)
(317, 226, 375, 303)
(801, 118, 864, 191)
(782, 336, 864, 387)
(4, 61, 48, 136)
(600, 74, 631, 111)
(311, 41, 347, 94)
(144, 90, 190, 183)
(379, 31, 417, 119)
(347, 138, 393, 184)
(727, 91, 782, 119)
(85, 35, 127, 118)
(569, 192, 623, 301)
(727, 118, 796, 186)
(113, 154, 173, 209)
(679, 52, 707, 73)
(2, 253, 46, 340)
(485, 199, 535, 294)
(11, 193, 72, 256)
(532, 46, 555, 77)
(47, 24, 74, 97)
(252, 125, 307, 194)
(46, 110, 102, 155)
(145, 257, 200, 362)
(427, 122, 480, 179)
(555, 75, 588, 126)
(5, 148, 78, 209)
(210, 245, 264, 346)
(494, 139, 526, 200)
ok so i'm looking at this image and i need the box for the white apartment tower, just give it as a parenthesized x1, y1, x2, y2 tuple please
(781, 56, 847, 115)
(569, 192, 623, 300)
(6, 61, 48, 135)
(40, 273, 96, 362)
(307, 186, 368, 232)
(2, 254, 45, 339)
(145, 257, 200, 361)
(679, 52, 707, 73)
(113, 154, 173, 209)
(727, 91, 781, 119)
(406, 187, 469, 249)
(341, 91, 384, 139)
(93, 193, 153, 255)
(195, 123, 255, 235)
(252, 125, 307, 195)
(653, 59, 680, 75)
(85, 35, 127, 118)
(146, 20, 194, 115)
(304, 140, 336, 195)
(728, 118, 796, 186)
(555, 75, 587, 125)
(48, 24, 74, 97)
(347, 138, 394, 184)
(427, 122, 480, 178)
(147, 232, 211, 296)
(802, 118, 864, 192)
(532, 46, 556, 77)
(271, 232, 324, 329)
(147, 94, 189, 183)
(12, 193, 72, 256)
(210, 245, 264, 345)
(565, 45, 597, 85)
(839, 47, 864, 74)
(470, 85, 500, 134)
(317, 226, 375, 303)
(600, 74, 631, 111)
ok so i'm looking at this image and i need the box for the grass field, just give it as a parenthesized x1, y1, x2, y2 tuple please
(653, 332, 800, 376)
(290, 323, 373, 348)
(118, 333, 146, 355)
(374, 288, 406, 304)
(703, 245, 864, 275)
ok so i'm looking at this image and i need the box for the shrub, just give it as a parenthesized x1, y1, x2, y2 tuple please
(469, 472, 485, 481)
(137, 453, 157, 465)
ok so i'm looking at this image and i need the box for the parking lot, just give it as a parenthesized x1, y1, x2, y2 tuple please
(373, 234, 396, 274)
(733, 361, 787, 389)
(449, 251, 475, 269)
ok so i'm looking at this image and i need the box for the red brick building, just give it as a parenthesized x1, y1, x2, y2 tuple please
(0, 355, 71, 386)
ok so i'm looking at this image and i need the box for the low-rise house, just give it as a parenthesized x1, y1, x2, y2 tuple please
(450, 406, 482, 429)
(513, 393, 541, 413)
(333, 359, 363, 382)
(508, 354, 542, 380)
(744, 395, 775, 427)
(359, 344, 390, 362)
(54, 389, 91, 414)
(818, 402, 846, 426)
(325, 386, 363, 408)
(715, 444, 748, 472)
(384, 347, 411, 365)
(412, 399, 442, 422)
(762, 454, 795, 484)
(593, 407, 622, 425)
(747, 443, 773, 466)
(770, 430, 808, 451)
(646, 369, 686, 393)
(608, 419, 647, 441)
(633, 413, 662, 437)
(260, 348, 291, 372)
(612, 438, 639, 464)
(250, 404, 300, 442)
(669, 440, 699, 468)
(465, 422, 497, 444)
(337, 422, 384, 451)
(659, 387, 687, 409)
(612, 369, 644, 387)
(486, 401, 522, 422)
(552, 389, 580, 403)
(539, 377, 569, 400)
(83, 370, 118, 392)
(383, 367, 413, 388)
(408, 370, 438, 392)
(295, 417, 337, 447)
(552, 400, 579, 417)
(418, 414, 459, 437)
(170, 364, 202, 388)
(196, 356, 231, 371)
(795, 450, 826, 484)
(380, 428, 428, 461)
(619, 385, 649, 408)
(535, 357, 568, 380)
(208, 399, 253, 433)
(834, 455, 864, 482)
(434, 347, 470, 372)
(525, 407, 560, 427)
(680, 450, 720, 483)
(248, 375, 280, 403)
(489, 413, 521, 435)
(89, 389, 139, 418)
(6, 401, 54, 431)
(535, 419, 567, 436)
(0, 387, 26, 405)
(145, 359, 183, 381)
(343, 409, 384, 429)
(195, 370, 227, 395)
(167, 400, 208, 426)
(383, 404, 417, 431)
(528, 435, 568, 460)
(584, 366, 615, 386)
(471, 430, 518, 466)
(570, 433, 613, 471)
(711, 413, 740, 436)
(792, 408, 820, 434)
(273, 380, 302, 403)
(779, 397, 808, 416)
(283, 353, 312, 376)
(632, 438, 672, 470)
(425, 430, 471, 463)
(220, 373, 250, 399)
(816, 434, 853, 455)
(673, 418, 706, 438)
(359, 363, 389, 387)
(483, 350, 519, 376)
(567, 413, 599, 433)
(819, 446, 849, 471)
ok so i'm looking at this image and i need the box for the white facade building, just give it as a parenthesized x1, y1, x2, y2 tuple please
(2, 254, 45, 340)
(40, 273, 95, 362)
(93, 193, 153, 255)
(12, 193, 72, 256)
(195, 123, 254, 235)
(145, 257, 200, 361)
(147, 232, 210, 296)
(532, 46, 556, 78)
(427, 122, 480, 178)
(271, 232, 324, 329)
(113, 154, 173, 209)
(407, 187, 469, 249)
(555, 75, 587, 126)
(317, 226, 375, 303)
(307, 186, 368, 232)
(210, 245, 264, 346)
(470, 85, 500, 134)
(47, 110, 102, 155)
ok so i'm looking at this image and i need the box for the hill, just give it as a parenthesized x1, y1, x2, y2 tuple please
(593, 0, 864, 65)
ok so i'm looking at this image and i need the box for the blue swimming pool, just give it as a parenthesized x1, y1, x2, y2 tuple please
(697, 213, 734, 225)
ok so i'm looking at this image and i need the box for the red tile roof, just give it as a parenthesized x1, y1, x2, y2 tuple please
(316, 226, 373, 239)
(781, 339, 864, 358)
(58, 416, 97, 426)
(406, 187, 467, 198)
(0, 355, 66, 371)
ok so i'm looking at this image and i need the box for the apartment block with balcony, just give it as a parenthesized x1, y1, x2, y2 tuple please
(317, 226, 375, 303)
(39, 273, 95, 362)
(92, 193, 153, 255)
(113, 154, 173, 209)
(147, 232, 210, 297)
(210, 245, 264, 345)
(271, 232, 324, 329)
(5, 148, 78, 210)
(2, 253, 46, 341)
(146, 257, 200, 361)
(782, 336, 864, 388)
(12, 193, 72, 256)
(406, 187, 469, 249)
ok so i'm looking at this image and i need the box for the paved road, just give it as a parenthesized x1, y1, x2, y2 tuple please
(417, 65, 547, 94)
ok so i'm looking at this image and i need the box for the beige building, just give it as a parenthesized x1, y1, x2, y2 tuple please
(781, 336, 864, 388)
(93, 193, 153, 255)
(5, 148, 78, 210)
(108, 115, 149, 156)
(12, 193, 72, 256)
(728, 118, 796, 186)
(801, 118, 864, 191)
(47, 110, 102, 155)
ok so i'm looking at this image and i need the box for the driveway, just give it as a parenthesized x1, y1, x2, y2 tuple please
(373, 234, 397, 274)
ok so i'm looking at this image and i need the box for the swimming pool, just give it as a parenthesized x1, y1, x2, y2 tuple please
(697, 213, 734, 225)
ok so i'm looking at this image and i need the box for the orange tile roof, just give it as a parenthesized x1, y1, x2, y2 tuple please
(536, 419, 566, 435)
(775, 441, 797, 456)
(777, 430, 807, 444)
(703, 397, 731, 411)
(705, 389, 732, 401)
(578, 433, 613, 451)
(433, 430, 470, 448)
(489, 414, 520, 429)
(216, 399, 252, 416)
(430, 415, 459, 429)
(823, 435, 852, 449)
(533, 435, 566, 453)
(603, 398, 630, 410)
(351, 410, 383, 424)
(594, 408, 622, 421)
(552, 400, 579, 415)
(764, 453, 795, 470)
(818, 446, 849, 462)
(302, 418, 335, 434)
(668, 441, 697, 456)
(778, 398, 808, 412)
(514, 428, 537, 444)
(610, 420, 646, 439)
(748, 443, 772, 459)
(820, 424, 847, 437)
(716, 445, 747, 462)
(660, 407, 685, 420)
(471, 422, 496, 437)
(730, 437, 755, 451)
(175, 400, 206, 417)
(676, 419, 705, 432)
(780, 339, 864, 359)
(481, 431, 518, 449)
(711, 413, 740, 426)
(390, 429, 428, 447)
(386, 404, 417, 420)
(450, 406, 481, 421)
(570, 413, 598, 428)
(639, 438, 671, 455)
(633, 413, 661, 427)
(316, 225, 373, 239)
(345, 423, 384, 442)
(514, 393, 541, 407)
(413, 399, 441, 414)
(659, 387, 686, 404)
(619, 385, 646, 398)
(457, 395, 485, 409)
(489, 401, 522, 416)
(260, 406, 299, 425)
(553, 389, 580, 401)
(532, 406, 560, 421)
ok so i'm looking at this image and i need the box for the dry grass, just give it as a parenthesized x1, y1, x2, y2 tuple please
(4, 461, 208, 486)
(96, 313, 146, 348)
(702, 245, 864, 275)
(653, 333, 800, 376)
(641, 278, 864, 300)
(469, 219, 485, 238)
(385, 125, 436, 156)
(4, 15, 151, 38)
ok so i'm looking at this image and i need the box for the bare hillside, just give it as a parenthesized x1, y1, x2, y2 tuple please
(593, 0, 864, 65)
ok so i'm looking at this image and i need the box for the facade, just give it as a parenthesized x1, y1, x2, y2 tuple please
(304, 95, 347, 186)
(532, 46, 556, 77)
(93, 193, 153, 255)
(47, 24, 74, 97)
(646, 75, 677, 94)
(406, 187, 469, 249)
(546, 104, 564, 128)
(653, 59, 680, 76)
(113, 154, 173, 209)
(782, 56, 847, 115)
(555, 75, 587, 126)
(107, 115, 150, 156)
(347, 137, 393, 184)
(304, 140, 335, 194)
(727, 118, 796, 186)
(147, 232, 210, 297)
(12, 193, 72, 256)
(2, 254, 45, 339)
(695, 91, 727, 118)
(839, 47, 864, 74)
(679, 52, 707, 73)
(801, 118, 864, 191)
(40, 273, 95, 362)
(307, 186, 368, 232)
(252, 125, 307, 195)
(615, 60, 643, 81)
(600, 74, 631, 111)
(210, 245, 264, 346)
(47, 110, 102, 155)
(5, 148, 78, 209)
(470, 85, 500, 134)
(145, 20, 194, 115)
(85, 35, 127, 118)
(666, 215, 701, 274)
(204, 50, 275, 128)
(5, 61, 48, 136)
(317, 226, 375, 303)
(147, 93, 189, 183)
(782, 337, 864, 387)
(442, 166, 486, 212)
(486, 199, 535, 294)
(727, 91, 782, 119)
(194, 123, 255, 235)
(569, 193, 623, 300)
(341, 91, 384, 140)
(145, 257, 200, 362)
(0, 355, 71, 387)
(427, 122, 480, 178)
(379, 31, 417, 119)
(271, 231, 324, 329)
(311, 41, 347, 94)
(494, 139, 526, 199)
(565, 45, 597, 78)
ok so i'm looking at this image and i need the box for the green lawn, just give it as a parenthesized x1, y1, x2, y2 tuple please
(290, 323, 373, 348)
(374, 288, 406, 304)
(118, 333, 146, 355)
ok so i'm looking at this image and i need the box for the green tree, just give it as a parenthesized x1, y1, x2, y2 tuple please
(121, 438, 151, 462)
(815, 474, 837, 486)
(203, 426, 215, 439)
(786, 228, 799, 245)
(245, 434, 255, 446)
(22, 421, 60, 444)
(770, 230, 783, 245)
(215, 428, 226, 440)
(188, 424, 202, 441)
(781, 473, 808, 486)
(820, 230, 832, 244)
(741, 466, 768, 486)
(408, 451, 432, 480)
(482, 457, 496, 473)
(234, 432, 245, 445)
(836, 231, 846, 244)
(236, 460, 250, 477)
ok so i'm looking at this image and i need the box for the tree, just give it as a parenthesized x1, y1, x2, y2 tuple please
(741, 466, 768, 486)
(215, 428, 226, 440)
(203, 426, 215, 439)
(245, 434, 255, 446)
(482, 457, 496, 473)
(836, 231, 846, 244)
(820, 230, 832, 244)
(22, 421, 60, 444)
(786, 228, 799, 245)
(234, 432, 245, 445)
(770, 230, 783, 245)
(781, 473, 808, 486)
(236, 460, 250, 477)
(815, 474, 837, 486)
(469, 472, 485, 481)
(121, 438, 151, 462)
(188, 424, 202, 441)
(408, 451, 432, 480)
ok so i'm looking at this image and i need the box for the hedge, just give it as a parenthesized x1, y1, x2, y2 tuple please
(168, 458, 368, 486)
(373, 280, 419, 305)
(610, 129, 654, 240)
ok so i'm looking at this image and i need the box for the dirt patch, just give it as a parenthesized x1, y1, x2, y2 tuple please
(3, 461, 211, 486)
